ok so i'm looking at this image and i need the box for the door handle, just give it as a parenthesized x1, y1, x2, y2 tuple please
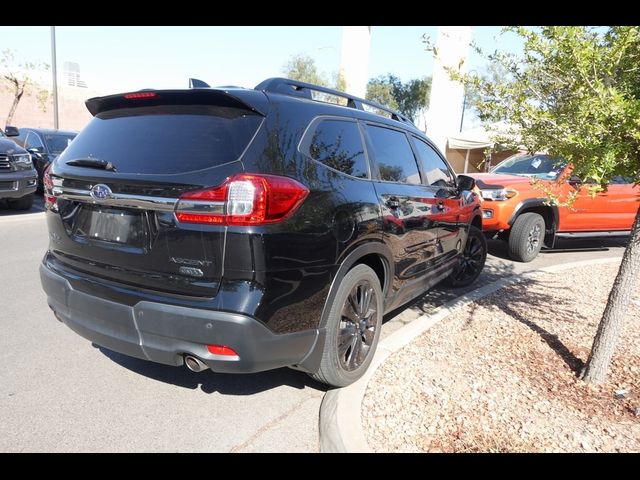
(436, 201, 445, 211)
(386, 198, 400, 209)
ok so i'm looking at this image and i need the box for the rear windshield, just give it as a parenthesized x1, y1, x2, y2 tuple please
(45, 133, 77, 155)
(59, 105, 262, 174)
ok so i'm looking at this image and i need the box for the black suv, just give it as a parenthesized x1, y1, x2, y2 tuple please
(0, 126, 38, 210)
(11, 127, 77, 189)
(40, 78, 486, 387)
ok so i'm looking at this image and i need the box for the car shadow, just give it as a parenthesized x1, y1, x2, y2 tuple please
(96, 345, 328, 395)
(478, 276, 587, 374)
(0, 193, 45, 216)
(384, 263, 586, 375)
(384, 258, 518, 322)
(487, 236, 628, 261)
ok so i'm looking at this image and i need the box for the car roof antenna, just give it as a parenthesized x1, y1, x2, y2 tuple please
(189, 78, 210, 89)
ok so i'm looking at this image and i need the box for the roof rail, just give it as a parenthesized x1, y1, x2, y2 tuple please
(254, 77, 414, 126)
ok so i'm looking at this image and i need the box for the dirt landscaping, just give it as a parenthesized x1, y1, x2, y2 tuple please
(363, 263, 640, 452)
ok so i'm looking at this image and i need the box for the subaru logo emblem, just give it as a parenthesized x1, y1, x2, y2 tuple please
(90, 184, 112, 201)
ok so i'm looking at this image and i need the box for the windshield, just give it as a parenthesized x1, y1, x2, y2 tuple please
(492, 154, 565, 180)
(44, 133, 77, 155)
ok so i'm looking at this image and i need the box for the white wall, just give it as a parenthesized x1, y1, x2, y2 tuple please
(426, 26, 472, 153)
(339, 26, 371, 98)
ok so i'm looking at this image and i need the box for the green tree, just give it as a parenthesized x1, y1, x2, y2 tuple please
(282, 54, 328, 87)
(366, 76, 398, 110)
(1, 49, 50, 126)
(365, 74, 431, 121)
(461, 62, 509, 129)
(436, 26, 640, 384)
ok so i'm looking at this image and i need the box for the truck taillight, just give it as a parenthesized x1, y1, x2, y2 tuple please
(175, 174, 309, 226)
(43, 164, 56, 209)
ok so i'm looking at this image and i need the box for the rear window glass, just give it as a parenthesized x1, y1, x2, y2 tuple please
(306, 119, 368, 178)
(59, 105, 262, 174)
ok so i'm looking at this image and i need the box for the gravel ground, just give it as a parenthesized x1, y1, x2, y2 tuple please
(363, 263, 640, 452)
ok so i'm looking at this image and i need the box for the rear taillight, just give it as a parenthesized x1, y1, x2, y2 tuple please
(43, 164, 56, 210)
(175, 173, 309, 226)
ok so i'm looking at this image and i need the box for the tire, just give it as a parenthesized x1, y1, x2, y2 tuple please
(508, 212, 545, 262)
(443, 225, 487, 288)
(311, 264, 383, 388)
(8, 194, 34, 211)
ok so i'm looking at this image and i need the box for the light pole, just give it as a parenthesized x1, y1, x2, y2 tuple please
(459, 92, 467, 132)
(50, 26, 59, 129)
(459, 69, 477, 133)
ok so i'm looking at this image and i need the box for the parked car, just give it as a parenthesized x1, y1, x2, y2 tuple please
(470, 153, 640, 262)
(40, 78, 485, 387)
(11, 127, 77, 189)
(0, 126, 37, 210)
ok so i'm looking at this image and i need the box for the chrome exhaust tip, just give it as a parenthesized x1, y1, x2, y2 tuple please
(184, 355, 209, 373)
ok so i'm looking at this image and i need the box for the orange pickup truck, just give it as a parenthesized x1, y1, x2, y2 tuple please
(469, 154, 640, 262)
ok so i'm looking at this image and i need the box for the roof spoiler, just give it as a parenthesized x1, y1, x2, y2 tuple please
(85, 88, 269, 117)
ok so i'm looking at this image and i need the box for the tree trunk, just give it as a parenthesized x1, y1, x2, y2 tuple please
(5, 86, 24, 127)
(581, 205, 640, 384)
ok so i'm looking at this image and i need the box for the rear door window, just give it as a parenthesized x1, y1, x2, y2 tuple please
(59, 105, 262, 174)
(365, 124, 421, 184)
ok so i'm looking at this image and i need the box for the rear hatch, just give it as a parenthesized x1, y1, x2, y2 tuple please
(46, 89, 266, 297)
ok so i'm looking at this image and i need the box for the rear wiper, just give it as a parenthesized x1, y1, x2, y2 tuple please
(66, 158, 117, 172)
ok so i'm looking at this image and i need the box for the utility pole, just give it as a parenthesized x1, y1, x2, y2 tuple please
(51, 26, 59, 129)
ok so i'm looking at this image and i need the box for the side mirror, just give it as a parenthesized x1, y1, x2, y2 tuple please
(4, 126, 19, 137)
(27, 147, 43, 159)
(457, 174, 476, 192)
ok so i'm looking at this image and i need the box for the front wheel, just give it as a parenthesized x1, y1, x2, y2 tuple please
(310, 264, 383, 388)
(508, 212, 545, 262)
(443, 225, 487, 288)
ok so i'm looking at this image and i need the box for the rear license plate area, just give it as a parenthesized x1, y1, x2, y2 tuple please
(72, 206, 147, 248)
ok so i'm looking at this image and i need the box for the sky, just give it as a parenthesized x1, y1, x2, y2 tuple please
(0, 26, 523, 95)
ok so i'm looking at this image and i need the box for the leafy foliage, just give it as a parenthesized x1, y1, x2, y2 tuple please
(1, 49, 50, 126)
(440, 27, 640, 189)
(366, 74, 431, 121)
(282, 54, 328, 87)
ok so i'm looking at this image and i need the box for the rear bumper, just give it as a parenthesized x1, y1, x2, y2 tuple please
(40, 261, 319, 374)
(0, 169, 37, 199)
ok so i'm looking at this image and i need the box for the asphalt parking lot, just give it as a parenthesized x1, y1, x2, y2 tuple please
(0, 197, 627, 452)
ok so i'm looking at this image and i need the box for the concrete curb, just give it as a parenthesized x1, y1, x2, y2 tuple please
(319, 256, 624, 453)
